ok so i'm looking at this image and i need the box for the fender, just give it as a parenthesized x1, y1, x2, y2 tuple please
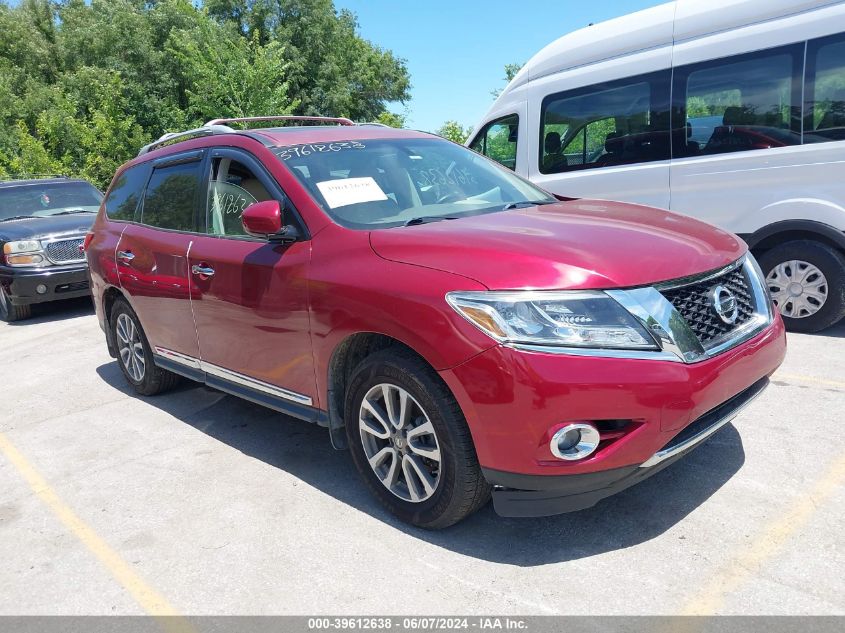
(740, 219, 845, 252)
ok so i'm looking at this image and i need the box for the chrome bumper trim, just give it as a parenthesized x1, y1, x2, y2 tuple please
(639, 378, 769, 468)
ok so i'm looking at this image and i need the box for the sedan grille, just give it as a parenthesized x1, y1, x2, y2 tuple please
(660, 266, 755, 346)
(44, 238, 85, 264)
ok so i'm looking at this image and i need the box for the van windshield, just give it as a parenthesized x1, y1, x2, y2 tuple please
(274, 138, 555, 229)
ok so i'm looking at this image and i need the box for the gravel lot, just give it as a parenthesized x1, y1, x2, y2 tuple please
(1, 297, 843, 616)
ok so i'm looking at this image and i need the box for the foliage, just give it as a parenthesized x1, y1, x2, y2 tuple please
(375, 111, 407, 128)
(0, 0, 411, 188)
(491, 62, 523, 99)
(435, 121, 471, 145)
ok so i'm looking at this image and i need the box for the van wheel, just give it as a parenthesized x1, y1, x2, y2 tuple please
(110, 299, 181, 395)
(344, 348, 491, 529)
(759, 241, 845, 333)
(0, 286, 32, 322)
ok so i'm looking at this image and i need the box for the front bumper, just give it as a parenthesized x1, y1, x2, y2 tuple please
(438, 316, 786, 517)
(0, 263, 90, 306)
(484, 377, 768, 517)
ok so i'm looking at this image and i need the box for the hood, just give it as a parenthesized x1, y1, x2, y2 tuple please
(369, 200, 746, 290)
(0, 214, 96, 242)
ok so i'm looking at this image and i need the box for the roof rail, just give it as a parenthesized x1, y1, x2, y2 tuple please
(204, 115, 355, 127)
(137, 125, 235, 156)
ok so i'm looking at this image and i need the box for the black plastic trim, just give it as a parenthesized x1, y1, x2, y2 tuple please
(741, 220, 845, 251)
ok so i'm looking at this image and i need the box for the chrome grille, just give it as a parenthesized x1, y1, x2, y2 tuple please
(44, 238, 85, 264)
(660, 266, 755, 346)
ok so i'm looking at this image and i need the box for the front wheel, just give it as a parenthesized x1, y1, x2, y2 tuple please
(345, 349, 491, 529)
(0, 286, 32, 323)
(759, 240, 845, 333)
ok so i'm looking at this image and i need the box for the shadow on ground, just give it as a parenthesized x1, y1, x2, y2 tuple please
(97, 360, 745, 566)
(7, 296, 94, 326)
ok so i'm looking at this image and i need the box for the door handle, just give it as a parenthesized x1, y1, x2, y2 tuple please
(117, 250, 135, 263)
(191, 264, 215, 278)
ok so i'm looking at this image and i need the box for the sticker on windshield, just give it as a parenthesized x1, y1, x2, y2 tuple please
(316, 177, 388, 209)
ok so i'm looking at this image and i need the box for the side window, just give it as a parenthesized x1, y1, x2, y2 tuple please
(140, 161, 201, 232)
(104, 163, 148, 221)
(540, 71, 670, 174)
(805, 33, 845, 143)
(468, 114, 519, 170)
(206, 157, 273, 237)
(675, 46, 802, 158)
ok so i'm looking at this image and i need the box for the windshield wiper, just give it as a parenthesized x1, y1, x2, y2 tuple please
(0, 215, 40, 223)
(501, 200, 557, 211)
(404, 216, 460, 226)
(51, 209, 96, 216)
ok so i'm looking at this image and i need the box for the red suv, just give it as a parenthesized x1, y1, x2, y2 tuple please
(87, 116, 786, 528)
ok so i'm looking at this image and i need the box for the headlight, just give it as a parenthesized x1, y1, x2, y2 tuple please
(3, 240, 46, 267)
(446, 290, 658, 349)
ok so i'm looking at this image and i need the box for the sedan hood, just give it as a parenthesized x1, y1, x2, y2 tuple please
(0, 214, 96, 242)
(369, 200, 746, 290)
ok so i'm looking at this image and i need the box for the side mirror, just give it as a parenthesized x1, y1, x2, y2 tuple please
(242, 200, 283, 238)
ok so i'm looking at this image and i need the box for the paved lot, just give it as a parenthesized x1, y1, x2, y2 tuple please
(1, 297, 843, 616)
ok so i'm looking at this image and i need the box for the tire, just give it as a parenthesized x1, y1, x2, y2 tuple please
(345, 348, 491, 529)
(0, 286, 32, 322)
(110, 298, 181, 396)
(758, 240, 845, 333)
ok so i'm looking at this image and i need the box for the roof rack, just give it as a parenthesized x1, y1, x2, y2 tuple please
(205, 115, 355, 127)
(137, 115, 356, 156)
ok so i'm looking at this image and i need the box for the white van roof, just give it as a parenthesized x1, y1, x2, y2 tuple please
(498, 0, 837, 101)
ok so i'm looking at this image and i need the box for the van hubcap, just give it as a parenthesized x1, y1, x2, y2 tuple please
(116, 313, 145, 382)
(358, 383, 441, 503)
(766, 260, 828, 319)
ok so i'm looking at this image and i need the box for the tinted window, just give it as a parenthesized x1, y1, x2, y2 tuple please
(468, 114, 519, 170)
(674, 45, 802, 157)
(277, 137, 553, 230)
(104, 164, 148, 221)
(0, 181, 102, 220)
(141, 161, 201, 231)
(206, 157, 273, 237)
(805, 33, 845, 142)
(540, 71, 671, 173)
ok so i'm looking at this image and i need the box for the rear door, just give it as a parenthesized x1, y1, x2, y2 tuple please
(187, 147, 318, 417)
(115, 150, 205, 364)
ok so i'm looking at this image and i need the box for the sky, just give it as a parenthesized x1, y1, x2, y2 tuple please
(335, 0, 664, 132)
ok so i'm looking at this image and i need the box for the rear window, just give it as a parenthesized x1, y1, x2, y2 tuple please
(140, 162, 201, 232)
(0, 181, 102, 220)
(104, 164, 149, 222)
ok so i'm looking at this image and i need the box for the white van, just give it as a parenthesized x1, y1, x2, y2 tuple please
(468, 0, 845, 332)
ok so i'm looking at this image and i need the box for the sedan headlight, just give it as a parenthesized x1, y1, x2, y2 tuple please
(446, 290, 658, 349)
(3, 240, 46, 267)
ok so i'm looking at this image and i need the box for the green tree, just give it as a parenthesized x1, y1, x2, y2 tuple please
(435, 121, 470, 144)
(376, 111, 407, 128)
(491, 63, 523, 99)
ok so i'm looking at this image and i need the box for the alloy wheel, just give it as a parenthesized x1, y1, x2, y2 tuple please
(358, 383, 442, 503)
(116, 313, 146, 382)
(766, 259, 828, 319)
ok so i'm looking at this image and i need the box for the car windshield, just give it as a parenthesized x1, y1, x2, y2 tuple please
(0, 181, 103, 221)
(274, 137, 555, 229)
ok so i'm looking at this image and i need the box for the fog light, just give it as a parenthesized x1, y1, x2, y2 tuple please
(550, 423, 600, 461)
(36, 284, 48, 294)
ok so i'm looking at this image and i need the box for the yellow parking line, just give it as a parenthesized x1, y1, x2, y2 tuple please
(680, 450, 845, 615)
(0, 432, 192, 632)
(774, 372, 845, 389)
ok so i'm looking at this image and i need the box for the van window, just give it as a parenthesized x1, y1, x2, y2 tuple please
(539, 71, 671, 174)
(206, 157, 273, 237)
(141, 161, 201, 232)
(805, 33, 845, 143)
(468, 114, 519, 170)
(104, 164, 148, 222)
(674, 45, 802, 157)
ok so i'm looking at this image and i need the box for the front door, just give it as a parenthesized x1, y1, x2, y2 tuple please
(116, 151, 206, 364)
(187, 148, 318, 418)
